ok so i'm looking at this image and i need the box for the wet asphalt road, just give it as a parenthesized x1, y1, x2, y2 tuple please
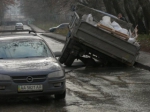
(0, 65, 150, 112)
(0, 30, 150, 112)
(0, 25, 31, 31)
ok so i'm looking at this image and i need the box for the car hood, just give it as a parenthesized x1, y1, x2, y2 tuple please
(0, 57, 62, 76)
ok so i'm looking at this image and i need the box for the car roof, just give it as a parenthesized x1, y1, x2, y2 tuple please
(59, 23, 69, 25)
(58, 23, 69, 26)
(49, 23, 69, 30)
(0, 34, 43, 41)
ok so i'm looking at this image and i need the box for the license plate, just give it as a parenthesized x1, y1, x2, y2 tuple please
(18, 85, 43, 92)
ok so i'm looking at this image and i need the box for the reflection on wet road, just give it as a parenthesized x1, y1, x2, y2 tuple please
(0, 34, 150, 112)
(0, 67, 150, 112)
(66, 67, 150, 112)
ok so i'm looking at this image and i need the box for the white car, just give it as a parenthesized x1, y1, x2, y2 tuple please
(49, 23, 69, 32)
(15, 23, 24, 30)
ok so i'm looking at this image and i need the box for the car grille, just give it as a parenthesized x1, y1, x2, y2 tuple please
(11, 75, 47, 83)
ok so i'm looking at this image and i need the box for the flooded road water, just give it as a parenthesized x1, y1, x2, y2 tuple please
(0, 35, 150, 112)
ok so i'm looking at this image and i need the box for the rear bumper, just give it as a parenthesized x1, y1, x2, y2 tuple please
(15, 26, 23, 29)
(0, 77, 66, 97)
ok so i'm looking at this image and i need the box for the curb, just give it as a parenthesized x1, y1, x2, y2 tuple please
(29, 24, 66, 43)
(42, 33, 66, 44)
(28, 24, 45, 33)
(134, 62, 150, 71)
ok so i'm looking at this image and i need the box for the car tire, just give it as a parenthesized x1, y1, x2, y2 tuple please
(54, 90, 66, 100)
(64, 54, 76, 66)
(59, 48, 70, 64)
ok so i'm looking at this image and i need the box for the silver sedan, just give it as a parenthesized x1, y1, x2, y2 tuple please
(0, 34, 66, 100)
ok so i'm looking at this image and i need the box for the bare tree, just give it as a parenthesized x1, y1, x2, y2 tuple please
(20, 0, 150, 33)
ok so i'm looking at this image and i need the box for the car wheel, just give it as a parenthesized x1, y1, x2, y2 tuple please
(54, 90, 66, 100)
(64, 54, 76, 66)
(59, 50, 70, 64)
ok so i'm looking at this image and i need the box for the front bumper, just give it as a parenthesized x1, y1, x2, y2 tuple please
(0, 77, 66, 97)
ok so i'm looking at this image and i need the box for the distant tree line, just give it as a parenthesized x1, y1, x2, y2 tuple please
(0, 0, 15, 21)
(20, 0, 150, 34)
(20, 0, 75, 23)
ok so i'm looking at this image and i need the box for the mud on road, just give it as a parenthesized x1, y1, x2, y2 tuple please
(0, 67, 150, 112)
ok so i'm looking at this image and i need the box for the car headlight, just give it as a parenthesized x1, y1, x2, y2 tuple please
(0, 74, 11, 81)
(48, 70, 64, 78)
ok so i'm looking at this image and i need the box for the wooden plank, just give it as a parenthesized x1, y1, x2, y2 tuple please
(113, 30, 129, 39)
(97, 23, 115, 32)
(97, 23, 129, 40)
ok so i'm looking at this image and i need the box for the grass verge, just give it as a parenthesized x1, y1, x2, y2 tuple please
(137, 34, 150, 52)
(33, 21, 58, 31)
(33, 21, 69, 36)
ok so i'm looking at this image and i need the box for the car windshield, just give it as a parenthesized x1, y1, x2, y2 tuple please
(0, 40, 52, 59)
